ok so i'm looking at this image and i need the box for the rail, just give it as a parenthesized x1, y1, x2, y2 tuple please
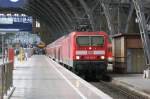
(0, 62, 13, 99)
(94, 81, 149, 99)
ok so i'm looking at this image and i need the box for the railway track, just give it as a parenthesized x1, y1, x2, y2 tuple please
(59, 62, 149, 99)
(91, 81, 149, 99)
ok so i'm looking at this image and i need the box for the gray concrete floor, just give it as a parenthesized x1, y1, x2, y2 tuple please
(11, 55, 112, 99)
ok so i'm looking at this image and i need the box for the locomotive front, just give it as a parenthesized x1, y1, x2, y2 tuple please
(73, 32, 108, 77)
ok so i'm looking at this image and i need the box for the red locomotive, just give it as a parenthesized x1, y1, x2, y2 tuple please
(46, 31, 109, 78)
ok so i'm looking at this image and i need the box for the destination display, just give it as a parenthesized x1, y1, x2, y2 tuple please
(0, 15, 32, 32)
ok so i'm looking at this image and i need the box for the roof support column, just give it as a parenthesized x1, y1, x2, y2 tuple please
(133, 0, 150, 65)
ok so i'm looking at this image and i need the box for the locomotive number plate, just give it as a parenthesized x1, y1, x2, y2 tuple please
(84, 56, 96, 60)
(87, 51, 94, 54)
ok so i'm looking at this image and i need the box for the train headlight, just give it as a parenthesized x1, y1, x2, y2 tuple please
(89, 47, 92, 50)
(76, 56, 80, 60)
(101, 56, 105, 60)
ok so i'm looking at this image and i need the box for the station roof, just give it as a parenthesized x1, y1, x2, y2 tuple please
(0, 0, 150, 43)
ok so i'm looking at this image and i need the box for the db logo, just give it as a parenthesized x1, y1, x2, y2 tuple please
(87, 51, 93, 54)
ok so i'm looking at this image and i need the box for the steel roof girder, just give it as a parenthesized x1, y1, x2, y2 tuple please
(78, 0, 96, 31)
(54, 0, 72, 22)
(125, 2, 134, 33)
(45, 1, 71, 33)
(101, 1, 115, 35)
(27, 3, 61, 33)
(64, 0, 80, 20)
(54, 0, 75, 31)
(33, 0, 65, 33)
(27, 9, 57, 35)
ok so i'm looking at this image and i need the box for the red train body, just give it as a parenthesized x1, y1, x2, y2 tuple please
(46, 31, 109, 77)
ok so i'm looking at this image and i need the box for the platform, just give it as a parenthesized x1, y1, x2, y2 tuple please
(111, 74, 150, 98)
(10, 55, 112, 99)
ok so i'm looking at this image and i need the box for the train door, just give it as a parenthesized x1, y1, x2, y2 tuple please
(68, 36, 71, 66)
(58, 48, 61, 62)
(54, 49, 56, 59)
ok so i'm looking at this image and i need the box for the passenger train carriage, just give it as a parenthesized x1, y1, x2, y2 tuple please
(46, 31, 109, 78)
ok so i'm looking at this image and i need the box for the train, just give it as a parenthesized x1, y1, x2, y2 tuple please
(46, 31, 111, 79)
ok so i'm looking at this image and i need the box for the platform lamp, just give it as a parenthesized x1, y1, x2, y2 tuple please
(0, 32, 6, 64)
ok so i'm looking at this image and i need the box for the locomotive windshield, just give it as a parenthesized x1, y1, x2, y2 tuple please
(76, 36, 104, 46)
(76, 36, 90, 46)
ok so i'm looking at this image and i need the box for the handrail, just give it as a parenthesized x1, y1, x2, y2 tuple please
(0, 61, 13, 99)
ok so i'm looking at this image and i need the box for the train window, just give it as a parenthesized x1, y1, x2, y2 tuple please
(76, 36, 90, 46)
(91, 36, 104, 46)
(76, 36, 104, 46)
